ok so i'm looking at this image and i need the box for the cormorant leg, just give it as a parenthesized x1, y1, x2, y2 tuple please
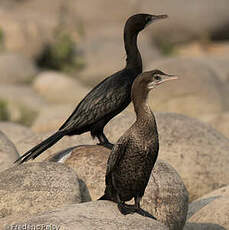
(116, 194, 135, 215)
(96, 132, 114, 150)
(134, 196, 157, 220)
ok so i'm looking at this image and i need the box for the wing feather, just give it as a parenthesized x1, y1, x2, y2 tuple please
(60, 70, 132, 131)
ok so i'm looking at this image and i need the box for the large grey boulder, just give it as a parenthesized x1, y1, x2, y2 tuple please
(0, 53, 38, 84)
(33, 71, 89, 104)
(48, 145, 188, 230)
(0, 162, 82, 220)
(103, 110, 229, 201)
(0, 131, 18, 172)
(146, 57, 229, 120)
(3, 201, 169, 230)
(156, 113, 229, 201)
(184, 186, 229, 230)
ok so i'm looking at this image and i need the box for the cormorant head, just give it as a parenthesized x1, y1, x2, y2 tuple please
(131, 70, 178, 111)
(132, 70, 178, 95)
(125, 13, 168, 33)
(144, 69, 178, 90)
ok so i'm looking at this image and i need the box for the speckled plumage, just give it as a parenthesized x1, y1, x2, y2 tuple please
(105, 114, 159, 202)
(100, 70, 178, 217)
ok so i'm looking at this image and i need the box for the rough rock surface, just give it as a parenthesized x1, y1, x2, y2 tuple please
(184, 186, 229, 230)
(0, 52, 38, 84)
(33, 71, 90, 104)
(103, 111, 229, 201)
(4, 201, 169, 230)
(0, 131, 18, 172)
(146, 57, 229, 120)
(156, 113, 229, 201)
(0, 162, 82, 220)
(48, 145, 109, 200)
(48, 146, 188, 230)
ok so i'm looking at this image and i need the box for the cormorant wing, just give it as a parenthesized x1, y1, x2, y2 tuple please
(59, 71, 131, 131)
(106, 137, 127, 176)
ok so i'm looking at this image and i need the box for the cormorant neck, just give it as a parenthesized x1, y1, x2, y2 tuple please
(132, 87, 155, 126)
(124, 28, 142, 71)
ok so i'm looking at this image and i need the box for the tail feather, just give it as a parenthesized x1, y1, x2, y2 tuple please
(14, 131, 64, 164)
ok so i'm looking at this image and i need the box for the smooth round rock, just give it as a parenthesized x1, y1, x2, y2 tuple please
(142, 160, 188, 230)
(0, 131, 19, 172)
(184, 186, 229, 230)
(0, 162, 82, 219)
(156, 113, 229, 201)
(4, 201, 169, 230)
(48, 145, 188, 230)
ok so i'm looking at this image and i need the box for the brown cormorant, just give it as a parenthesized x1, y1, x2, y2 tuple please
(99, 70, 178, 217)
(15, 13, 167, 164)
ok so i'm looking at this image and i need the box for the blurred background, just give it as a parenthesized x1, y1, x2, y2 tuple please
(0, 0, 229, 139)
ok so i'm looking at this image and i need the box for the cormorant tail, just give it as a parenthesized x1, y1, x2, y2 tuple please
(14, 131, 65, 164)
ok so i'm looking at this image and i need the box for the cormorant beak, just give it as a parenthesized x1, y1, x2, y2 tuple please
(158, 74, 178, 85)
(146, 14, 168, 27)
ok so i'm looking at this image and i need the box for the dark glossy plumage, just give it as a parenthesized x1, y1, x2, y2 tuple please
(99, 70, 178, 218)
(15, 14, 167, 164)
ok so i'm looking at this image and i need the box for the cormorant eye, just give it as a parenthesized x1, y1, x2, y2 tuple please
(154, 75, 161, 81)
